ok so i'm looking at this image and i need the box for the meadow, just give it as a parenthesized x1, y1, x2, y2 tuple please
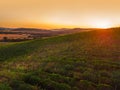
(0, 28, 119, 90)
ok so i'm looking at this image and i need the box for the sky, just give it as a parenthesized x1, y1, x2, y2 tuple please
(0, 0, 120, 29)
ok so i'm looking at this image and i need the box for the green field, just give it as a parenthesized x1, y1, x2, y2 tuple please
(0, 29, 120, 90)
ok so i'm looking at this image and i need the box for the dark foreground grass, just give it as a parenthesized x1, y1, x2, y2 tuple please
(0, 29, 120, 90)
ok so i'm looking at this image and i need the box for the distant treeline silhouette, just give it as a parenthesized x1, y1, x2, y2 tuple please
(1, 37, 30, 42)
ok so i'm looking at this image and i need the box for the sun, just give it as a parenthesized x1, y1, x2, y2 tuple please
(91, 21, 112, 29)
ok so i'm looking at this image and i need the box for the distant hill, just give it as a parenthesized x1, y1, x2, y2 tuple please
(0, 27, 90, 37)
(0, 27, 12, 30)
(12, 28, 49, 31)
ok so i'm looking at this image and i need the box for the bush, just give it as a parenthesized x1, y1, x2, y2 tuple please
(49, 73, 75, 86)
(43, 79, 71, 90)
(99, 76, 112, 85)
(77, 80, 96, 90)
(10, 80, 33, 90)
(0, 83, 12, 90)
(16, 84, 33, 90)
(57, 83, 71, 90)
(112, 71, 120, 90)
(24, 75, 41, 85)
(97, 84, 112, 90)
(82, 70, 98, 83)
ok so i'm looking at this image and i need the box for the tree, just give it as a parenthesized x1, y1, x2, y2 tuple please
(3, 37, 8, 42)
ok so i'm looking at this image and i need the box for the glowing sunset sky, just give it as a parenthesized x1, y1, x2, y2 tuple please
(0, 0, 120, 29)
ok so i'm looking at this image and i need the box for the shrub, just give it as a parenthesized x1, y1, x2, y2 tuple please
(49, 73, 75, 86)
(57, 83, 71, 90)
(97, 84, 112, 90)
(10, 80, 33, 90)
(16, 84, 33, 90)
(0, 83, 12, 90)
(82, 70, 98, 83)
(77, 80, 96, 90)
(111, 71, 120, 90)
(98, 76, 112, 85)
(43, 79, 71, 90)
(24, 75, 41, 85)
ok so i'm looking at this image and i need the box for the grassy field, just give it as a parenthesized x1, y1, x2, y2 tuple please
(0, 28, 120, 90)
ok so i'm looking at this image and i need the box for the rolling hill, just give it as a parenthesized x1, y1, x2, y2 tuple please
(0, 28, 120, 90)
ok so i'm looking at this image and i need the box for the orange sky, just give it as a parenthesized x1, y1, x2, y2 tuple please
(0, 0, 120, 29)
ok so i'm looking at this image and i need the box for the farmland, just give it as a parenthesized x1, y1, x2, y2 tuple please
(0, 28, 119, 90)
(0, 28, 89, 42)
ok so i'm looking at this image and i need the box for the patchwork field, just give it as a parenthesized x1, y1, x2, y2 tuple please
(0, 34, 28, 40)
(0, 28, 120, 90)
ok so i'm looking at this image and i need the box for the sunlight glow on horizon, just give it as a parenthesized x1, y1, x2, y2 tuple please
(89, 21, 113, 29)
(0, 0, 120, 29)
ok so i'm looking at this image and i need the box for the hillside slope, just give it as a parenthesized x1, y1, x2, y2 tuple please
(0, 29, 120, 90)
